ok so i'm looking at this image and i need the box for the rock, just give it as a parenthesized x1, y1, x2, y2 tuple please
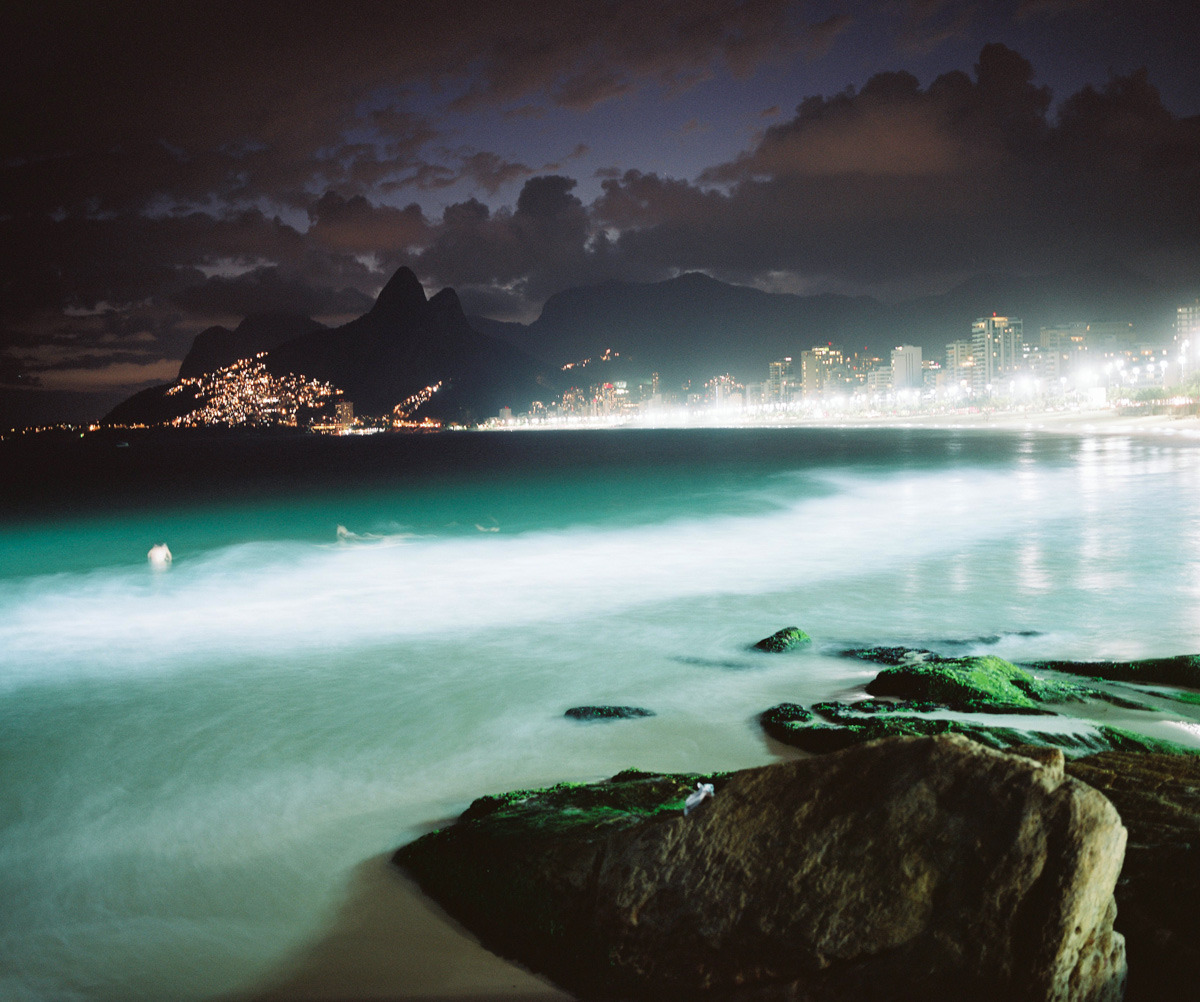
(863, 653, 1055, 711)
(854, 650, 1104, 713)
(564, 705, 656, 721)
(752, 626, 811, 652)
(1026, 655, 1200, 690)
(759, 701, 1198, 757)
(1065, 752, 1200, 1001)
(847, 647, 1157, 712)
(396, 735, 1127, 1001)
(758, 700, 1067, 754)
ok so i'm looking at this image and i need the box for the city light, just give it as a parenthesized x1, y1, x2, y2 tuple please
(164, 354, 341, 428)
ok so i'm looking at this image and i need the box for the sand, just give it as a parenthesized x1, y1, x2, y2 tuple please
(246, 854, 573, 1001)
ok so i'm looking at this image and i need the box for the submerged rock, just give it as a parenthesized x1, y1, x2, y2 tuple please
(752, 626, 811, 652)
(564, 705, 656, 721)
(760, 701, 1197, 757)
(396, 735, 1127, 1001)
(1027, 654, 1200, 690)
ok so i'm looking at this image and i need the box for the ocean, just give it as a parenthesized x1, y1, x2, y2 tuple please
(2, 425, 1199, 1000)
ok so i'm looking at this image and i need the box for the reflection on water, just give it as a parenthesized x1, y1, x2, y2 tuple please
(1, 427, 1198, 1000)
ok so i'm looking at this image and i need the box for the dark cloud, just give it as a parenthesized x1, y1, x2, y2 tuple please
(594, 45, 1200, 290)
(1016, 0, 1098, 15)
(415, 175, 610, 313)
(307, 193, 433, 254)
(801, 14, 854, 58)
(170, 267, 375, 319)
(458, 152, 537, 195)
(1, 0, 804, 222)
(445, 0, 802, 112)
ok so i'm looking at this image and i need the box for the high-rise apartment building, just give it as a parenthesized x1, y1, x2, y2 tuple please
(1036, 324, 1088, 382)
(767, 357, 793, 404)
(945, 339, 975, 390)
(970, 315, 1024, 394)
(799, 345, 843, 398)
(1178, 299, 1200, 374)
(890, 345, 922, 391)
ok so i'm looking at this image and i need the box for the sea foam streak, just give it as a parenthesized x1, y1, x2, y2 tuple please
(0, 466, 1080, 689)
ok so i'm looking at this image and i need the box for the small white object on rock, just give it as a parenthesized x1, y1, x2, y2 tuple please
(684, 782, 715, 815)
(147, 543, 172, 566)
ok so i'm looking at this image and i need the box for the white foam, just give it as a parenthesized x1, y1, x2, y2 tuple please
(0, 466, 1081, 689)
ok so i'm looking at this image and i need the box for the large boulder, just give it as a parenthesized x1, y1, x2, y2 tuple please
(396, 735, 1127, 1001)
(1065, 752, 1200, 1001)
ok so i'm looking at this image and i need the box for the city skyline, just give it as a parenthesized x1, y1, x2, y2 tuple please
(49, 301, 1191, 435)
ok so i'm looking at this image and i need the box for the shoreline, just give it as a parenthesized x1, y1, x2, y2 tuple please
(245, 854, 573, 1002)
(482, 404, 1200, 439)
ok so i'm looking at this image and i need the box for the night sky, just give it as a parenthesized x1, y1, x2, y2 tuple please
(2, 0, 1199, 421)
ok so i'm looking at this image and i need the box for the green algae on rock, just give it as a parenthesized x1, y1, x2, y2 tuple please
(1025, 654, 1200, 690)
(759, 700, 1198, 757)
(752, 626, 811, 652)
(394, 735, 1128, 1001)
(564, 705, 656, 721)
(863, 653, 1068, 711)
(847, 647, 1155, 712)
(395, 769, 723, 990)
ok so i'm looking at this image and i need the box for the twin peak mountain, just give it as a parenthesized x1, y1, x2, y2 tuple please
(108, 268, 555, 425)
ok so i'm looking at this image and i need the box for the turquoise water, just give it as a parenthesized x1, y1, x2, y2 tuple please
(2, 427, 1199, 1000)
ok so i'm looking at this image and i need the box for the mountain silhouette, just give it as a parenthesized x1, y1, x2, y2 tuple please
(264, 268, 555, 420)
(106, 268, 558, 425)
(178, 312, 325, 379)
(472, 267, 1184, 385)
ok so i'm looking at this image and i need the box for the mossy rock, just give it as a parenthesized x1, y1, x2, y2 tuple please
(864, 654, 1054, 712)
(752, 626, 812, 652)
(1025, 654, 1200, 690)
(848, 647, 1156, 711)
(811, 699, 945, 721)
(564, 705, 656, 721)
(397, 768, 726, 977)
(759, 701, 1198, 758)
(1093, 725, 1199, 756)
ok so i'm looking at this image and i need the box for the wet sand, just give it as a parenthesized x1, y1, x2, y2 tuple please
(246, 854, 574, 1002)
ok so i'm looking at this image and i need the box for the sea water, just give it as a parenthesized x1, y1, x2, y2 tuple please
(2, 426, 1199, 1000)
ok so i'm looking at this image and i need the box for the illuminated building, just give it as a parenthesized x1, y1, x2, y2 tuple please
(799, 345, 842, 399)
(391, 381, 444, 428)
(890, 345, 922, 390)
(1177, 299, 1200, 374)
(1036, 324, 1087, 382)
(767, 357, 793, 404)
(970, 315, 1024, 395)
(865, 366, 892, 393)
(945, 339, 975, 390)
(704, 374, 743, 409)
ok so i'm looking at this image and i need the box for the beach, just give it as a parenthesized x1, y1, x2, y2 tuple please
(248, 856, 572, 1001)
